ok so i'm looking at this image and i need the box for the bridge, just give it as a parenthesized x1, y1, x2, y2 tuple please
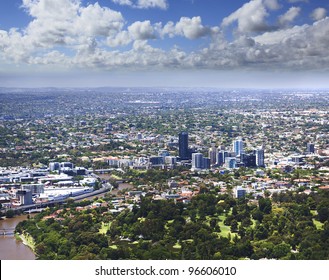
(0, 227, 15, 236)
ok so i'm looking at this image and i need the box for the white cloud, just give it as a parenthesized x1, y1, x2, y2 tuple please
(278, 7, 301, 26)
(112, 0, 133, 6)
(128, 21, 156, 40)
(253, 25, 306, 45)
(221, 0, 272, 33)
(264, 0, 281, 10)
(287, 0, 308, 3)
(163, 17, 217, 40)
(2, 0, 329, 74)
(137, 0, 168, 9)
(112, 0, 168, 9)
(107, 16, 216, 47)
(207, 18, 329, 71)
(311, 8, 327, 21)
(107, 21, 156, 47)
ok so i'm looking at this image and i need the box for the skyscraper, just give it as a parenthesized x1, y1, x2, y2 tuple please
(241, 153, 256, 168)
(192, 153, 204, 170)
(233, 137, 244, 156)
(208, 144, 217, 165)
(179, 132, 189, 160)
(307, 143, 315, 154)
(191, 153, 210, 170)
(255, 148, 265, 167)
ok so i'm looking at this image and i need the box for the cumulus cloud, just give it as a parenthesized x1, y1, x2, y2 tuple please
(112, 0, 133, 6)
(278, 7, 301, 26)
(128, 21, 156, 40)
(287, 0, 308, 3)
(107, 16, 216, 47)
(112, 0, 168, 9)
(107, 21, 157, 47)
(264, 0, 281, 10)
(162, 17, 218, 40)
(20, 0, 124, 48)
(221, 0, 273, 33)
(311, 8, 327, 21)
(2, 0, 329, 73)
(206, 17, 329, 70)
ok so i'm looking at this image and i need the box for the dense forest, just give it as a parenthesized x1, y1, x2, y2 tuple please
(15, 190, 329, 260)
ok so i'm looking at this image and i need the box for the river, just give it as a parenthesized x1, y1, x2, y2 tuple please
(0, 215, 36, 260)
(0, 184, 132, 260)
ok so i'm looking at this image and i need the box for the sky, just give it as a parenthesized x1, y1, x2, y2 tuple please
(1, 0, 329, 88)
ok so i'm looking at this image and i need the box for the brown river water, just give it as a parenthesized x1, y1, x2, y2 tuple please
(0, 215, 36, 260)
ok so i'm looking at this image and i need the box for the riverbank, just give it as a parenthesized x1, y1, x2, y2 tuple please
(0, 215, 36, 260)
(15, 232, 36, 253)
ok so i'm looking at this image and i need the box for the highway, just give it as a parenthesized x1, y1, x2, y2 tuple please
(1, 183, 113, 214)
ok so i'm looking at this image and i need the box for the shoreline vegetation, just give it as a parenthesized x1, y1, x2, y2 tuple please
(15, 232, 36, 253)
(14, 191, 329, 260)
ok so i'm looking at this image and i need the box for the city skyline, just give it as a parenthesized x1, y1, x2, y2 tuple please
(1, 0, 329, 88)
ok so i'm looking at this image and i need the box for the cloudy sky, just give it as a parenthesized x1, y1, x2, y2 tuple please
(1, 0, 329, 88)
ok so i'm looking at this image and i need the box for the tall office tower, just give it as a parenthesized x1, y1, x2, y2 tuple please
(241, 153, 257, 168)
(192, 153, 204, 170)
(216, 151, 224, 165)
(233, 138, 244, 156)
(225, 157, 237, 169)
(208, 144, 217, 165)
(255, 148, 265, 167)
(307, 143, 315, 154)
(217, 150, 228, 165)
(203, 157, 211, 169)
(179, 132, 189, 160)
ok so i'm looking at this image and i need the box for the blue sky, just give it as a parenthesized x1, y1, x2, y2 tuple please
(1, 0, 329, 88)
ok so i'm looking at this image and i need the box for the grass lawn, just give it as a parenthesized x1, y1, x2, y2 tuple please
(313, 219, 324, 230)
(99, 222, 111, 235)
(217, 215, 238, 239)
(311, 210, 318, 216)
(17, 232, 36, 251)
(173, 242, 181, 249)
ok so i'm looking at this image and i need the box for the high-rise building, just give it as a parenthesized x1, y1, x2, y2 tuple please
(16, 189, 33, 205)
(216, 151, 225, 165)
(203, 157, 211, 169)
(208, 144, 217, 165)
(225, 157, 237, 169)
(255, 148, 265, 167)
(216, 150, 228, 165)
(192, 153, 204, 170)
(179, 132, 189, 160)
(241, 153, 257, 168)
(191, 153, 210, 170)
(233, 138, 244, 156)
(307, 143, 315, 154)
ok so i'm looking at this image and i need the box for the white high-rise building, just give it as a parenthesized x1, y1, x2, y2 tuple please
(192, 153, 204, 170)
(233, 138, 244, 156)
(255, 148, 265, 167)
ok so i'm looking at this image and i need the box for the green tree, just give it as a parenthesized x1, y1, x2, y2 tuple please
(5, 209, 15, 218)
(272, 242, 291, 259)
(258, 198, 272, 214)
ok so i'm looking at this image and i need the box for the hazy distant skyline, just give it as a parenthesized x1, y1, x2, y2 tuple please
(1, 0, 329, 88)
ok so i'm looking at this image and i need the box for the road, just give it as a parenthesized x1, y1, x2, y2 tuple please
(1, 183, 113, 214)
